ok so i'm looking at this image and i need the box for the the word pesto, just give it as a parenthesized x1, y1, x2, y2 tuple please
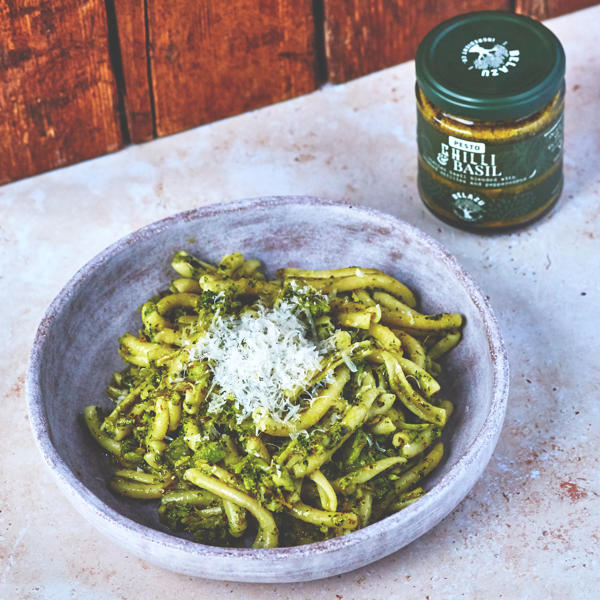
(85, 251, 463, 548)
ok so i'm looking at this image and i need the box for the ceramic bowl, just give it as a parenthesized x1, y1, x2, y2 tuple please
(27, 196, 508, 582)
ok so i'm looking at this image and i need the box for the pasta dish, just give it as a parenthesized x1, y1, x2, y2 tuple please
(85, 251, 463, 548)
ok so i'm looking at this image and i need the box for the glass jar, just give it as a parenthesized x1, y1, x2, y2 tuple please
(415, 11, 566, 231)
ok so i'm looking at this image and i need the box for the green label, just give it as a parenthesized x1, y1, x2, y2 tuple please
(417, 112, 563, 226)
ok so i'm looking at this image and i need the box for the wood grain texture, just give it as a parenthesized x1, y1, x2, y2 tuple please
(323, 0, 513, 83)
(515, 0, 599, 18)
(0, 1, 123, 184)
(112, 0, 153, 142)
(145, 0, 319, 137)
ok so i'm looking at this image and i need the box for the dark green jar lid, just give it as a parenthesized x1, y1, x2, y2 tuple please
(416, 11, 565, 120)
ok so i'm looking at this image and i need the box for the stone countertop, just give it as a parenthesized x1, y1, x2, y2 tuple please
(1, 6, 598, 599)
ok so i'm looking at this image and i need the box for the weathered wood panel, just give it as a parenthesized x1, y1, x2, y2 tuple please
(145, 0, 319, 137)
(323, 0, 513, 83)
(0, 1, 123, 184)
(515, 0, 599, 18)
(112, 0, 153, 143)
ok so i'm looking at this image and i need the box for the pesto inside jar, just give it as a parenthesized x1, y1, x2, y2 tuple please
(415, 11, 566, 231)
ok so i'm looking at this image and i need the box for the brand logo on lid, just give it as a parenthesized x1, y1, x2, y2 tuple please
(461, 37, 520, 77)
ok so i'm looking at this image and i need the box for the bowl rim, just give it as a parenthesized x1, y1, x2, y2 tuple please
(26, 195, 509, 568)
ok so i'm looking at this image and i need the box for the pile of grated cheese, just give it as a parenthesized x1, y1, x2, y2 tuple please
(190, 300, 326, 424)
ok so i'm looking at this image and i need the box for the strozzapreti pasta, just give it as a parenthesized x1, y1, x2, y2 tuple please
(85, 251, 463, 548)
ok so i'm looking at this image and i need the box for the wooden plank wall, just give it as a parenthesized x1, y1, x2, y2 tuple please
(0, 0, 123, 184)
(145, 0, 318, 137)
(514, 0, 598, 18)
(112, 0, 318, 142)
(323, 1, 515, 83)
(1, 0, 598, 184)
(112, 0, 154, 143)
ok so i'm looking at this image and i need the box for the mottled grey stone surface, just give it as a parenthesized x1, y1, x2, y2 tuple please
(2, 6, 598, 597)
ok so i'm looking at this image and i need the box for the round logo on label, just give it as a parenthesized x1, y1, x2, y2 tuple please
(451, 192, 486, 222)
(461, 37, 520, 77)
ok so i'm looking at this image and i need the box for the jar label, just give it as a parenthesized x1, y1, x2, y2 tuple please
(417, 112, 563, 226)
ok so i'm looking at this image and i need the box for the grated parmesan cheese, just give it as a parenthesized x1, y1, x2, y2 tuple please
(190, 300, 327, 424)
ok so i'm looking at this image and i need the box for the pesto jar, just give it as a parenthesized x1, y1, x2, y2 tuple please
(415, 11, 566, 230)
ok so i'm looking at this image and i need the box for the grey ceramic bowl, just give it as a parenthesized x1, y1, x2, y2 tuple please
(27, 196, 508, 582)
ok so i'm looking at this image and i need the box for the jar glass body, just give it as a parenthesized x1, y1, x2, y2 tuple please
(416, 84, 565, 231)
